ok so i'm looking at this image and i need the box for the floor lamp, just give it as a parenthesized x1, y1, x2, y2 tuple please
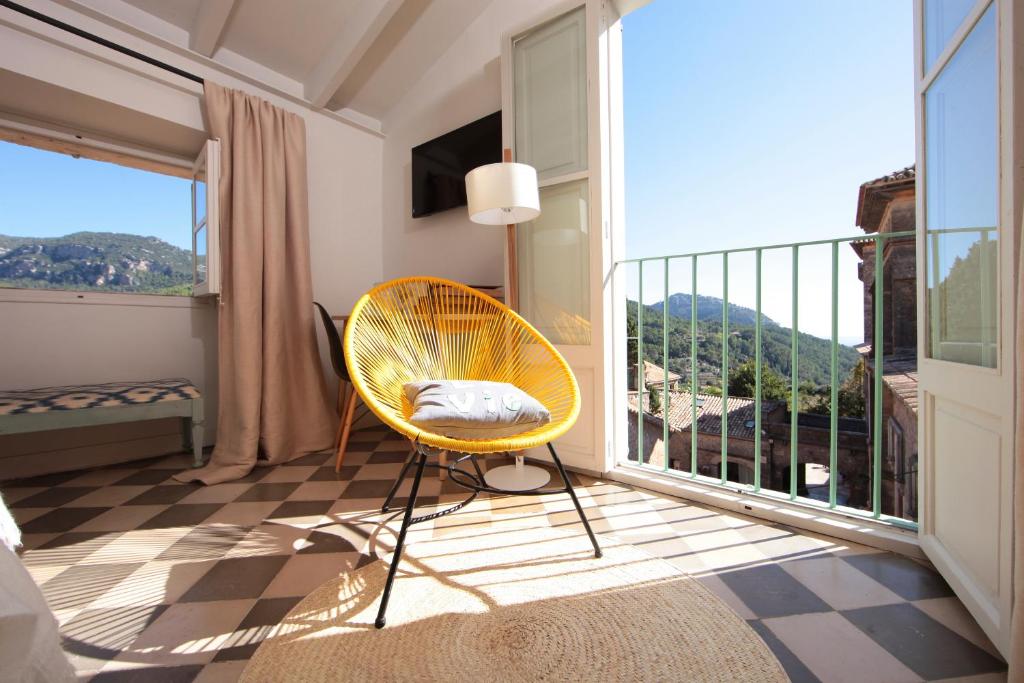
(464, 155, 551, 491)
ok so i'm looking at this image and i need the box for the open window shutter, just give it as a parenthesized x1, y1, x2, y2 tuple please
(192, 139, 220, 297)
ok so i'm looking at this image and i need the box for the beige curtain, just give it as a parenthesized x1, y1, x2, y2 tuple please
(177, 82, 335, 485)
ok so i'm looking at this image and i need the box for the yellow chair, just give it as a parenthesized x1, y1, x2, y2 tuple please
(344, 276, 602, 628)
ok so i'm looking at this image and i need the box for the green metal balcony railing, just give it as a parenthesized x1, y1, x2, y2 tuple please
(619, 230, 916, 529)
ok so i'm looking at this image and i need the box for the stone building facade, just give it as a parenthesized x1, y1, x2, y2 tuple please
(627, 390, 869, 503)
(853, 165, 919, 520)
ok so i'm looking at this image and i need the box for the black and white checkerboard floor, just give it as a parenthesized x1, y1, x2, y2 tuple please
(2, 427, 1008, 682)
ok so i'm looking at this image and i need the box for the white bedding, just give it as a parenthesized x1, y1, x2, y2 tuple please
(0, 494, 75, 683)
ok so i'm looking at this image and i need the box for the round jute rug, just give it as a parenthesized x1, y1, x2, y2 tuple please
(241, 525, 787, 682)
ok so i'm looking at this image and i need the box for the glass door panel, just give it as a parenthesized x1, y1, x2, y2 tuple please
(193, 225, 208, 288)
(924, 5, 997, 367)
(192, 161, 207, 291)
(924, 0, 980, 70)
(513, 6, 587, 181)
(517, 179, 591, 345)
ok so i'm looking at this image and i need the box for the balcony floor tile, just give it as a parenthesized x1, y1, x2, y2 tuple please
(1, 430, 1007, 682)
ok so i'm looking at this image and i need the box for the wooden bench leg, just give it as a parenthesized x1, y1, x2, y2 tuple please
(190, 398, 205, 468)
(181, 414, 192, 453)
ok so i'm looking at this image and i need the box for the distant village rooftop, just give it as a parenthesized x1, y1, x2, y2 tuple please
(635, 360, 683, 387)
(627, 390, 781, 440)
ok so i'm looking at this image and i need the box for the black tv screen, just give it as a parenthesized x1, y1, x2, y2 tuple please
(411, 111, 501, 218)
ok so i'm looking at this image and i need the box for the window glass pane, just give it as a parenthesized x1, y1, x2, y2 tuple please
(194, 224, 207, 287)
(924, 0, 979, 71)
(193, 174, 206, 226)
(925, 5, 997, 367)
(517, 179, 590, 344)
(513, 6, 587, 181)
(0, 140, 192, 295)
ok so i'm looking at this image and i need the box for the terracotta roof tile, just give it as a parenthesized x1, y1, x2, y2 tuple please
(855, 164, 916, 232)
(638, 361, 682, 386)
(862, 165, 916, 187)
(881, 357, 918, 414)
(628, 391, 780, 440)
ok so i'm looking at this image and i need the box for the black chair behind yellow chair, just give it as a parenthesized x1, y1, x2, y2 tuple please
(313, 301, 367, 471)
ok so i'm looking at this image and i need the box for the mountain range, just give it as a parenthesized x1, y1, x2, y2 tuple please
(0, 232, 192, 294)
(648, 292, 778, 327)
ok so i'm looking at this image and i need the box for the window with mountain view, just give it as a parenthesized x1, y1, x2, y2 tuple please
(0, 139, 193, 296)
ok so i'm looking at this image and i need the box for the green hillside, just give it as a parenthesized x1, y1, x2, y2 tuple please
(0, 232, 191, 294)
(628, 298, 861, 388)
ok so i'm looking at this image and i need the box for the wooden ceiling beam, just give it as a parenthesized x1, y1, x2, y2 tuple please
(189, 0, 236, 57)
(304, 0, 407, 109)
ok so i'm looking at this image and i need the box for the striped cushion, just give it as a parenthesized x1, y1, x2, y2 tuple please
(0, 379, 200, 416)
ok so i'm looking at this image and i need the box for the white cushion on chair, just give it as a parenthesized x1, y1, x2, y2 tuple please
(403, 380, 550, 440)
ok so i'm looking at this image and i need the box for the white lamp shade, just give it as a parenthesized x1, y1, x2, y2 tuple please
(465, 162, 540, 225)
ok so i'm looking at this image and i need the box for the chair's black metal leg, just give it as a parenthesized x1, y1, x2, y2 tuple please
(381, 448, 417, 513)
(470, 453, 485, 482)
(375, 451, 427, 629)
(547, 443, 602, 558)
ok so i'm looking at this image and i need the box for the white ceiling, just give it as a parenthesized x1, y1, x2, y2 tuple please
(61, 0, 495, 130)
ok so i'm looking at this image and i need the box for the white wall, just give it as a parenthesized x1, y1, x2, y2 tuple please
(379, 0, 565, 285)
(0, 7, 383, 476)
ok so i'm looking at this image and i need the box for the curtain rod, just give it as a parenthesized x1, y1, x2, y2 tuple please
(0, 0, 205, 85)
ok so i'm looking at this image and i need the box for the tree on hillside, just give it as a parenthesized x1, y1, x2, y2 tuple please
(804, 359, 866, 417)
(727, 360, 789, 400)
(625, 299, 862, 386)
(648, 384, 661, 415)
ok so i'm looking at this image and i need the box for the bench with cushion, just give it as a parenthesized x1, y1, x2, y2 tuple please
(0, 378, 204, 468)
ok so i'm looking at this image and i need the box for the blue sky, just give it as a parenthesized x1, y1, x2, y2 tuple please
(0, 141, 192, 250)
(623, 0, 914, 342)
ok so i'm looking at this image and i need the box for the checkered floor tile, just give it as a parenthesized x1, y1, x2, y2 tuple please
(1, 427, 1008, 682)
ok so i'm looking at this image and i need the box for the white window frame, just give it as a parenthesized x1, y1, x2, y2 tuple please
(191, 139, 221, 297)
(0, 117, 208, 309)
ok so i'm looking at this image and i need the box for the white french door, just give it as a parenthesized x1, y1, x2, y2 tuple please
(915, 0, 1018, 658)
(501, 1, 622, 473)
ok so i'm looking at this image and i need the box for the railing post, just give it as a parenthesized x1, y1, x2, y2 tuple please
(637, 261, 644, 468)
(754, 248, 762, 492)
(721, 252, 729, 484)
(663, 257, 670, 472)
(790, 245, 799, 500)
(829, 241, 839, 509)
(690, 255, 698, 478)
(873, 237, 883, 517)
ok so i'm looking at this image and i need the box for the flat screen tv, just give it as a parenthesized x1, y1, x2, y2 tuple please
(411, 111, 501, 218)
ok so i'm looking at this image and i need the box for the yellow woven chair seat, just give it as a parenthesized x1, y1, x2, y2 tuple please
(343, 276, 580, 454)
